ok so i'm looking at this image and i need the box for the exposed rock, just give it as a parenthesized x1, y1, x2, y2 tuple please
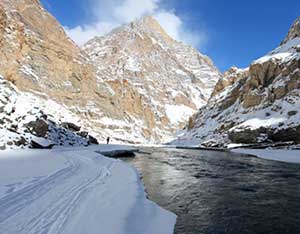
(0, 0, 94, 95)
(281, 17, 300, 45)
(88, 135, 99, 145)
(14, 137, 27, 147)
(101, 150, 136, 158)
(61, 122, 81, 132)
(228, 128, 268, 144)
(243, 91, 265, 108)
(77, 131, 89, 138)
(0, 143, 6, 150)
(31, 139, 54, 149)
(26, 119, 49, 137)
(187, 116, 196, 130)
(211, 67, 248, 98)
(270, 126, 300, 143)
(288, 111, 298, 116)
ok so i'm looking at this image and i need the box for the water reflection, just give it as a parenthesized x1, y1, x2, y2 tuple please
(124, 148, 300, 234)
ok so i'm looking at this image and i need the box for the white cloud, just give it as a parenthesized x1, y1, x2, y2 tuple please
(64, 0, 207, 48)
(114, 0, 159, 22)
(64, 22, 118, 45)
(154, 11, 181, 41)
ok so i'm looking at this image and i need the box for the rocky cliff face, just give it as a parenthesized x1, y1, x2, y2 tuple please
(0, 0, 109, 147)
(83, 16, 221, 143)
(174, 18, 300, 147)
(0, 0, 94, 97)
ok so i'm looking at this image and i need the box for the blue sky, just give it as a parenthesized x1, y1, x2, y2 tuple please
(41, 0, 300, 72)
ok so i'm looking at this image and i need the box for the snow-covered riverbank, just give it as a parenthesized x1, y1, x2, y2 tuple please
(0, 145, 176, 234)
(159, 144, 300, 164)
(232, 148, 300, 164)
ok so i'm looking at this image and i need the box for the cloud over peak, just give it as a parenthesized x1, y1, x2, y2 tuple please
(64, 0, 207, 48)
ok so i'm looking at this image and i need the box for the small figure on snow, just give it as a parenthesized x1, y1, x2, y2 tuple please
(106, 137, 110, 144)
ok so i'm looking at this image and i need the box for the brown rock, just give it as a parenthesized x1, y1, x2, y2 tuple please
(61, 122, 81, 132)
(288, 111, 298, 116)
(270, 126, 300, 143)
(31, 139, 54, 149)
(88, 135, 99, 145)
(26, 119, 48, 137)
(228, 128, 268, 144)
(243, 92, 265, 108)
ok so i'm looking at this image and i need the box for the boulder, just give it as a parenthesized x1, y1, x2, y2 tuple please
(61, 122, 81, 132)
(77, 131, 89, 138)
(26, 119, 49, 137)
(14, 137, 27, 147)
(288, 111, 298, 116)
(0, 143, 6, 150)
(31, 138, 54, 149)
(88, 135, 99, 145)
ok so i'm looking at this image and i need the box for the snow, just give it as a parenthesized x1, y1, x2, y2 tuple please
(175, 69, 187, 75)
(227, 143, 245, 149)
(254, 37, 300, 64)
(232, 117, 287, 131)
(20, 65, 40, 82)
(255, 52, 291, 64)
(165, 104, 194, 125)
(0, 145, 176, 234)
(125, 57, 141, 72)
(232, 148, 300, 164)
(97, 117, 128, 127)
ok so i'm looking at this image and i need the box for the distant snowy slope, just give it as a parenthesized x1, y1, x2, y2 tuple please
(0, 146, 176, 234)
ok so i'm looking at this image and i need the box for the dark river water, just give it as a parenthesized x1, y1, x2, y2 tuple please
(123, 147, 300, 234)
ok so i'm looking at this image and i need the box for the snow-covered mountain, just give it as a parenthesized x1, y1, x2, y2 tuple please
(0, 0, 221, 146)
(82, 16, 221, 143)
(174, 18, 300, 147)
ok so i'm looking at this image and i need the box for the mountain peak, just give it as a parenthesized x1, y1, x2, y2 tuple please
(82, 14, 221, 143)
(130, 15, 174, 43)
(281, 17, 300, 45)
(135, 16, 162, 29)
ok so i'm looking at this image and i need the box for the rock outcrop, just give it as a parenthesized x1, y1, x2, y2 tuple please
(0, 0, 94, 96)
(174, 18, 300, 147)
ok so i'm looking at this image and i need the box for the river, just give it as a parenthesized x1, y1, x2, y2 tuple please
(123, 147, 300, 234)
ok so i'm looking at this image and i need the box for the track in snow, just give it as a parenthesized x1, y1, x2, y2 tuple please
(0, 147, 176, 234)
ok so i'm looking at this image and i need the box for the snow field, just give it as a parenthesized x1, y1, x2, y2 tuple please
(0, 145, 176, 234)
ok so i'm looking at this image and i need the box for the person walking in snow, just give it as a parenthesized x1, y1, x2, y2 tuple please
(106, 137, 110, 144)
